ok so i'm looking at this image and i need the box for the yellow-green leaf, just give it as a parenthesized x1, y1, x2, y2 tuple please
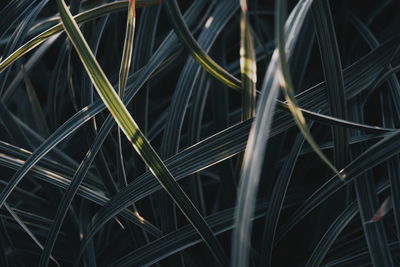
(240, 0, 256, 120)
(55, 0, 228, 265)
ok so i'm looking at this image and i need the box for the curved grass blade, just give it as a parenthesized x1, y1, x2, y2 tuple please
(21, 65, 50, 137)
(0, 0, 29, 42)
(240, 0, 256, 120)
(40, 2, 139, 264)
(231, 1, 316, 266)
(305, 203, 358, 267)
(0, 43, 395, 225)
(0, 0, 205, 249)
(0, 24, 395, 254)
(0, 0, 48, 96)
(323, 241, 399, 267)
(118, 0, 136, 96)
(2, 19, 397, 165)
(78, 109, 397, 252)
(351, 184, 393, 267)
(276, 101, 394, 134)
(78, 119, 253, 252)
(187, 69, 210, 214)
(0, 0, 160, 73)
(2, 32, 61, 104)
(38, 114, 145, 266)
(260, 129, 306, 265)
(159, 0, 237, 236)
(380, 91, 400, 241)
(160, 0, 237, 162)
(276, 0, 343, 179)
(108, 195, 305, 267)
(289, 13, 315, 90)
(116, 0, 136, 188)
(276, 129, 400, 243)
(350, 102, 393, 267)
(275, 34, 400, 129)
(350, 17, 400, 244)
(163, 0, 241, 89)
(0, 151, 161, 237)
(55, 0, 228, 265)
(372, 65, 400, 90)
(0, 102, 36, 150)
(0, 140, 96, 184)
(348, 16, 398, 266)
(305, 178, 392, 266)
(80, 13, 121, 198)
(4, 203, 60, 267)
(312, 0, 349, 168)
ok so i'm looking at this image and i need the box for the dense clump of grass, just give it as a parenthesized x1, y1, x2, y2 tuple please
(0, 0, 399, 266)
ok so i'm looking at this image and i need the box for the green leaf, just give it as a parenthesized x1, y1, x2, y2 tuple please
(305, 203, 358, 266)
(0, 0, 160, 73)
(21, 65, 50, 137)
(0, 0, 207, 256)
(4, 203, 60, 267)
(231, 1, 317, 266)
(240, 0, 256, 120)
(277, 129, 400, 243)
(55, 0, 227, 265)
(163, 0, 241, 89)
(0, 141, 161, 237)
(115, 0, 136, 189)
(276, 0, 343, 179)
(158, 0, 238, 234)
(118, 0, 136, 96)
(260, 129, 306, 265)
(312, 0, 349, 169)
(108, 195, 305, 267)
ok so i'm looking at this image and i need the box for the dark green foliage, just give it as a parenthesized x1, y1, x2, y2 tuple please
(0, 0, 399, 266)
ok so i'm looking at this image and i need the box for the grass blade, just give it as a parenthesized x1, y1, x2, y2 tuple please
(305, 203, 358, 266)
(240, 0, 256, 120)
(260, 130, 306, 265)
(116, 0, 136, 187)
(0, 36, 395, 223)
(38, 115, 156, 266)
(0, 0, 160, 73)
(276, 0, 343, 178)
(109, 195, 305, 267)
(163, 0, 241, 89)
(312, 0, 349, 168)
(118, 0, 136, 96)
(55, 0, 228, 265)
(159, 0, 237, 235)
(21, 65, 50, 137)
(277, 130, 400, 243)
(231, 1, 316, 266)
(4, 203, 60, 267)
(0, 150, 161, 236)
(0, 0, 205, 250)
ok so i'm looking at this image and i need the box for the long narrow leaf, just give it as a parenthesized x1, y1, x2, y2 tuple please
(277, 129, 400, 242)
(55, 0, 228, 265)
(0, 0, 159, 73)
(4, 203, 60, 267)
(240, 0, 256, 120)
(276, 0, 343, 179)
(312, 0, 349, 168)
(231, 1, 316, 266)
(163, 0, 241, 89)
